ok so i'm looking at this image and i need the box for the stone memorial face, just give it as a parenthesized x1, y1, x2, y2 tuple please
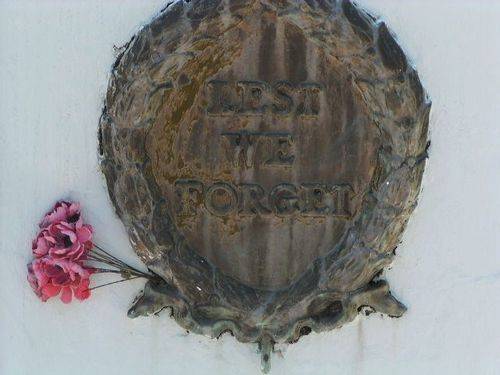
(156, 34, 377, 290)
(99, 0, 430, 370)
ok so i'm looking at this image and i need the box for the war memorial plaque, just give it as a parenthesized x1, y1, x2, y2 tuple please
(99, 0, 430, 370)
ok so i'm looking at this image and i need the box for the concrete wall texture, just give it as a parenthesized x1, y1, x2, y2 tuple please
(1, 1, 499, 374)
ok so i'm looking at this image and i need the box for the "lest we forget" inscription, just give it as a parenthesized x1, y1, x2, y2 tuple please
(174, 80, 354, 220)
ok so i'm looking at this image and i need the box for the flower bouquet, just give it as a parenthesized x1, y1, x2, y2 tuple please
(27, 201, 157, 303)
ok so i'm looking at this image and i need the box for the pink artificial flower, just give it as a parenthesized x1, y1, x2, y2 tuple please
(32, 221, 93, 260)
(40, 201, 82, 229)
(28, 200, 153, 305)
(27, 257, 93, 303)
(33, 202, 93, 260)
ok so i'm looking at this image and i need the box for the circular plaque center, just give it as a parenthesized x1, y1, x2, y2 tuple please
(146, 17, 379, 290)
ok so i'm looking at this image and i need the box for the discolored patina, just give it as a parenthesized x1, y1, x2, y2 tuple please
(99, 0, 430, 371)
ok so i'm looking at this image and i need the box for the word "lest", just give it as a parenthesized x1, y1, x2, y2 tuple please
(207, 80, 324, 116)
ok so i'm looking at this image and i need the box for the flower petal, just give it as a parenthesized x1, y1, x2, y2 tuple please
(40, 202, 70, 228)
(76, 226, 93, 244)
(41, 284, 61, 298)
(60, 287, 73, 304)
(74, 279, 91, 301)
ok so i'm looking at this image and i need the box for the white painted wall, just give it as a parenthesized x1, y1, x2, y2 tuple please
(1, 1, 499, 374)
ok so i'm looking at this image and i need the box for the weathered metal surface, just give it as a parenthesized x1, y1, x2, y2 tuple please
(99, 0, 430, 371)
